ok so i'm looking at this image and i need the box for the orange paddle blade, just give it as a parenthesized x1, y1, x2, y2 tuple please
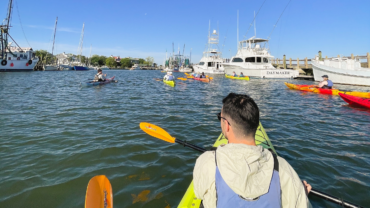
(184, 73, 189, 75)
(140, 123, 175, 143)
(177, 78, 187, 81)
(85, 175, 113, 208)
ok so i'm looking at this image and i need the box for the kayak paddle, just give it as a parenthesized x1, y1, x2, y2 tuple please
(177, 78, 187, 81)
(139, 122, 363, 208)
(85, 175, 113, 208)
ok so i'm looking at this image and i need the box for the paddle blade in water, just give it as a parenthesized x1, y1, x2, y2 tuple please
(85, 175, 113, 208)
(177, 78, 187, 81)
(140, 122, 175, 143)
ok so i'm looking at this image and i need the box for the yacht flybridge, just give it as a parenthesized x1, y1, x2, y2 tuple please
(223, 38, 298, 78)
(193, 27, 224, 74)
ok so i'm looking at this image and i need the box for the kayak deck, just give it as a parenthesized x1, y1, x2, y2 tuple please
(177, 123, 275, 208)
(82, 76, 116, 87)
(163, 79, 176, 87)
(339, 93, 370, 109)
(285, 82, 370, 98)
(225, 74, 250, 81)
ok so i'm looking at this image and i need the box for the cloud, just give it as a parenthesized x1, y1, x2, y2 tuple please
(27, 25, 79, 33)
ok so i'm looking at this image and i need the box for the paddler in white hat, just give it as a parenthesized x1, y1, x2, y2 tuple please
(163, 71, 175, 81)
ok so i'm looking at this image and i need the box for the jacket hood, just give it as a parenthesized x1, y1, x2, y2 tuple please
(216, 143, 274, 199)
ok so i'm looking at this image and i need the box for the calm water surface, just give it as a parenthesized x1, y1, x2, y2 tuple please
(0, 70, 369, 207)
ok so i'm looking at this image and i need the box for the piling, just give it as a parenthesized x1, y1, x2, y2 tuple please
(319, 51, 322, 61)
(297, 58, 300, 69)
(351, 54, 354, 60)
(283, 55, 286, 69)
(325, 56, 328, 60)
(305, 58, 308, 68)
(338, 55, 340, 58)
(367, 52, 370, 68)
(289, 58, 292, 68)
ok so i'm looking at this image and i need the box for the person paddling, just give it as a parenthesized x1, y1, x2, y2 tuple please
(232, 71, 237, 77)
(318, 75, 333, 89)
(193, 93, 312, 208)
(239, 72, 244, 77)
(199, 72, 206, 78)
(163, 72, 175, 81)
(94, 69, 107, 82)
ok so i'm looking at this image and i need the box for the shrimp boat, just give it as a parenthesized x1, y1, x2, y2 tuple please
(0, 0, 39, 72)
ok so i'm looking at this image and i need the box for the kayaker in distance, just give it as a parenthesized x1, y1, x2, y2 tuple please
(199, 72, 206, 78)
(239, 72, 244, 77)
(318, 75, 333, 89)
(232, 71, 237, 77)
(193, 93, 312, 208)
(94, 69, 107, 82)
(163, 72, 175, 81)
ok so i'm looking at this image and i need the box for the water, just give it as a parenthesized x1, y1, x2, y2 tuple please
(0, 70, 369, 208)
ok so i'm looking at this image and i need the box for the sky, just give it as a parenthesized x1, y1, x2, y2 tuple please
(2, 0, 370, 64)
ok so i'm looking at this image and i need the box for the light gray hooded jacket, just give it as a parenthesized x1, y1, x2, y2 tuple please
(193, 143, 312, 208)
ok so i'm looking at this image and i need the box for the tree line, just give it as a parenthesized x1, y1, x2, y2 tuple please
(34, 50, 155, 69)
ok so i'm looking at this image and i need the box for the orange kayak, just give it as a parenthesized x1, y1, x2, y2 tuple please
(193, 77, 210, 82)
(284, 82, 370, 98)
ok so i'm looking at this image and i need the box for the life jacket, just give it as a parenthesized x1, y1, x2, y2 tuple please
(215, 149, 281, 208)
(322, 80, 333, 89)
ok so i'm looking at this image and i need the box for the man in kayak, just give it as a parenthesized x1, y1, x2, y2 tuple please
(94, 69, 107, 82)
(193, 93, 312, 208)
(318, 75, 333, 89)
(239, 72, 245, 77)
(163, 72, 175, 81)
(199, 72, 206, 78)
(232, 71, 237, 77)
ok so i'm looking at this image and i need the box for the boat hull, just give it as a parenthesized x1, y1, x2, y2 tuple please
(74, 66, 89, 71)
(192, 65, 224, 74)
(312, 62, 370, 86)
(0, 59, 38, 72)
(224, 64, 298, 78)
(339, 93, 370, 109)
(44, 65, 58, 71)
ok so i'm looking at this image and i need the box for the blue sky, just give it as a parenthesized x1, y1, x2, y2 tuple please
(2, 0, 370, 64)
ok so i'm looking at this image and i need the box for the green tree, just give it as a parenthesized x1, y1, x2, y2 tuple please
(120, 58, 132, 69)
(138, 58, 145, 64)
(90, 55, 107, 66)
(145, 56, 154, 66)
(105, 57, 117, 68)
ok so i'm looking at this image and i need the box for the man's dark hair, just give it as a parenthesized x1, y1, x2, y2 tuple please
(222, 93, 259, 136)
(98, 69, 102, 72)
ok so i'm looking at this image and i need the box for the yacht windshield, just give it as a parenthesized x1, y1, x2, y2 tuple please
(232, 58, 243, 62)
(245, 57, 256, 63)
(199, 62, 204, 65)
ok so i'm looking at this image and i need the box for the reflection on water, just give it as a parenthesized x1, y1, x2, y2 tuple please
(0, 70, 369, 208)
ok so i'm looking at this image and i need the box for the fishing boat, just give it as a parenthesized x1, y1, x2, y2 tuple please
(223, 38, 298, 78)
(0, 0, 39, 72)
(193, 23, 224, 74)
(130, 64, 140, 70)
(312, 53, 370, 86)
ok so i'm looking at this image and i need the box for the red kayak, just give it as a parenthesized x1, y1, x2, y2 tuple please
(339, 93, 370, 109)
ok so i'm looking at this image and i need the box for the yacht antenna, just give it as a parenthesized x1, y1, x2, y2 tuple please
(254, 11, 256, 37)
(243, 0, 267, 39)
(268, 0, 292, 39)
(51, 17, 58, 56)
(237, 10, 239, 49)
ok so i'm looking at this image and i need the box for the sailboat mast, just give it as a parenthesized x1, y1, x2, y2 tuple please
(78, 23, 85, 63)
(51, 17, 58, 56)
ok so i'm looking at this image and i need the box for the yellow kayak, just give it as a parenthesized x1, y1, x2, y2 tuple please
(225, 74, 250, 81)
(163, 79, 175, 87)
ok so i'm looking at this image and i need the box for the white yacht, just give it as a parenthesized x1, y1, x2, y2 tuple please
(0, 0, 39, 72)
(193, 28, 224, 74)
(312, 53, 370, 86)
(223, 38, 298, 78)
(130, 64, 140, 70)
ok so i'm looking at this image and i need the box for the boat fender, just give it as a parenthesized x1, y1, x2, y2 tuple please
(28, 60, 32, 65)
(263, 76, 265, 79)
(1, 60, 7, 66)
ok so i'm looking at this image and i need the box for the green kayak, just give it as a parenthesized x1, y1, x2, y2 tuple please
(177, 123, 275, 208)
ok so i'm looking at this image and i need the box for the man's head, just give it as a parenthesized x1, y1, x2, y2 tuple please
(98, 69, 102, 73)
(220, 93, 259, 144)
(202, 72, 205, 75)
(322, 75, 328, 80)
